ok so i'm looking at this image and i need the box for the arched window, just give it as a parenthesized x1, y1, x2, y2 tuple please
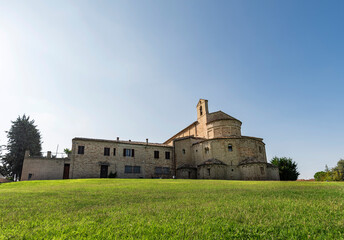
(200, 106, 203, 116)
(204, 147, 209, 154)
(228, 144, 233, 152)
(182, 149, 186, 154)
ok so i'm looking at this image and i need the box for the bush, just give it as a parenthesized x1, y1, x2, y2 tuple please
(270, 157, 300, 181)
(108, 172, 117, 178)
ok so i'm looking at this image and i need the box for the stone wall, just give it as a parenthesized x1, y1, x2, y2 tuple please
(71, 138, 174, 179)
(174, 136, 272, 180)
(198, 164, 227, 179)
(206, 119, 242, 138)
(21, 154, 70, 180)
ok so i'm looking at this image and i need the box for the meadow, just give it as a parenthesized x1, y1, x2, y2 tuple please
(0, 179, 344, 239)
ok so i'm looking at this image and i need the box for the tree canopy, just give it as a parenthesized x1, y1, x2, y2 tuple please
(314, 159, 344, 181)
(270, 157, 300, 181)
(0, 115, 42, 180)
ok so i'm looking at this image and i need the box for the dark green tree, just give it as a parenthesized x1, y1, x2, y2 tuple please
(270, 157, 300, 181)
(0, 115, 42, 180)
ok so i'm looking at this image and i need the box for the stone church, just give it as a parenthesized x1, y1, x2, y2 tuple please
(21, 99, 279, 181)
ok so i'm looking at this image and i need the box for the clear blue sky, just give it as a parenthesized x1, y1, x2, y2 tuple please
(0, 0, 343, 179)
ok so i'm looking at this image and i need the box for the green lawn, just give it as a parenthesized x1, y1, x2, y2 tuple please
(1, 179, 344, 239)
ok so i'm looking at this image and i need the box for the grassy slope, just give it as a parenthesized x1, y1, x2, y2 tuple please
(0, 179, 344, 239)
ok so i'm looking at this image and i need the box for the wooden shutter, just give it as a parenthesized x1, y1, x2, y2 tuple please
(132, 149, 135, 157)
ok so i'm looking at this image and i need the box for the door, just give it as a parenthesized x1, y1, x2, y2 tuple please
(100, 165, 108, 178)
(63, 164, 70, 179)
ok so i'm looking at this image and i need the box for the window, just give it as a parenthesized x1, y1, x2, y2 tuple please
(125, 165, 141, 173)
(260, 167, 265, 175)
(163, 167, 170, 174)
(104, 147, 110, 156)
(28, 173, 32, 180)
(123, 149, 135, 157)
(155, 167, 162, 174)
(133, 166, 141, 173)
(113, 148, 116, 156)
(165, 151, 170, 159)
(200, 106, 203, 116)
(207, 168, 211, 176)
(154, 151, 159, 159)
(259, 146, 262, 153)
(78, 146, 85, 154)
(125, 165, 132, 173)
(155, 167, 170, 175)
(205, 147, 209, 154)
(228, 144, 233, 152)
(182, 149, 186, 154)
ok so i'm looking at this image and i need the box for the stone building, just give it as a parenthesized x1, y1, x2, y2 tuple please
(21, 99, 279, 181)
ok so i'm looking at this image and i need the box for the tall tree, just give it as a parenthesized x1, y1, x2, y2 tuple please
(270, 157, 300, 181)
(0, 115, 42, 180)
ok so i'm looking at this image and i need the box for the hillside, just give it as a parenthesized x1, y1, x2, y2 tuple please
(1, 179, 344, 239)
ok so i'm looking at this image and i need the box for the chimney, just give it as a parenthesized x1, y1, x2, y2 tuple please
(47, 151, 52, 158)
(117, 137, 119, 141)
(146, 138, 148, 144)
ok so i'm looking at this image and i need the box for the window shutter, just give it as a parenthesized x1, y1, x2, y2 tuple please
(132, 149, 135, 157)
(123, 148, 126, 156)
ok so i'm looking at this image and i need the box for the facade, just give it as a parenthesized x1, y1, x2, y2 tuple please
(21, 99, 279, 181)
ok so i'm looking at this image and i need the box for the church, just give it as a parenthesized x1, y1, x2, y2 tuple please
(21, 99, 279, 181)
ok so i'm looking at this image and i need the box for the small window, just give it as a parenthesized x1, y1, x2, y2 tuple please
(259, 146, 262, 153)
(154, 151, 159, 159)
(104, 147, 110, 156)
(125, 165, 132, 173)
(78, 146, 85, 154)
(133, 166, 141, 173)
(155, 167, 170, 175)
(182, 149, 186, 154)
(207, 168, 211, 176)
(125, 165, 140, 173)
(28, 173, 33, 180)
(123, 149, 134, 157)
(231, 169, 234, 172)
(200, 106, 203, 116)
(165, 151, 170, 159)
(113, 148, 116, 156)
(155, 167, 162, 174)
(163, 167, 170, 174)
(205, 147, 209, 154)
(260, 167, 265, 175)
(228, 144, 233, 152)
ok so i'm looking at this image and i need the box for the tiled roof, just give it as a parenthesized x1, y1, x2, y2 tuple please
(197, 158, 227, 167)
(73, 137, 172, 147)
(207, 111, 242, 124)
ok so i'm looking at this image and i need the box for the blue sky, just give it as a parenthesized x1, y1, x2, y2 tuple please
(0, 0, 343, 179)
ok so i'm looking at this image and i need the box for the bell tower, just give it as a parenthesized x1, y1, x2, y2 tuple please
(197, 99, 209, 120)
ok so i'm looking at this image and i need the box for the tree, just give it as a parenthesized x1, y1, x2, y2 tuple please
(314, 171, 326, 181)
(0, 115, 42, 180)
(316, 160, 344, 181)
(270, 157, 300, 181)
(64, 148, 72, 157)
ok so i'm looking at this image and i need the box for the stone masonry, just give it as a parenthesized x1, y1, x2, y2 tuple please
(21, 99, 279, 181)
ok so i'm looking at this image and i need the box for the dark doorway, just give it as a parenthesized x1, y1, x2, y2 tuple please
(100, 165, 108, 178)
(63, 164, 70, 179)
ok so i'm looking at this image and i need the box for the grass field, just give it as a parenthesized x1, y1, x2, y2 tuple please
(1, 179, 344, 239)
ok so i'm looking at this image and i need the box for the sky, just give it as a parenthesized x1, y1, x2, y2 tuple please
(0, 0, 343, 179)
